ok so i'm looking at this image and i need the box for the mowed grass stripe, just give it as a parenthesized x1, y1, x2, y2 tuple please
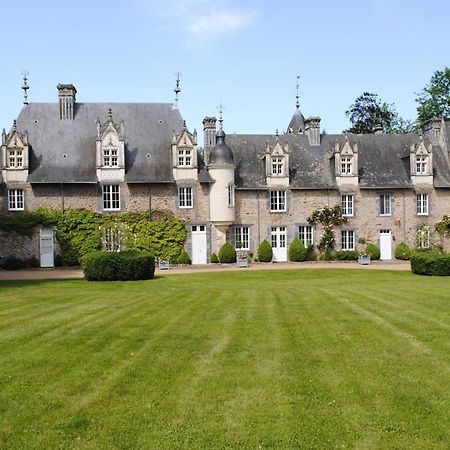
(0, 269, 449, 449)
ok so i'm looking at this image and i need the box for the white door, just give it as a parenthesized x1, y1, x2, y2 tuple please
(379, 229, 392, 260)
(271, 226, 287, 262)
(191, 225, 207, 264)
(39, 227, 54, 268)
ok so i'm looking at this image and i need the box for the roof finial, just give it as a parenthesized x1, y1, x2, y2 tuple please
(22, 71, 29, 105)
(295, 74, 300, 109)
(13, 120, 17, 131)
(217, 102, 224, 130)
(174, 72, 182, 105)
(108, 108, 112, 120)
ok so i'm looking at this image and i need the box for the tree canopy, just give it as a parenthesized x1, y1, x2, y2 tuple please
(344, 92, 398, 134)
(416, 67, 450, 130)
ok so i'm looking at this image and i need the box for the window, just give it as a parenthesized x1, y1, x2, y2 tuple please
(341, 230, 355, 251)
(380, 194, 392, 216)
(178, 187, 193, 208)
(270, 190, 286, 212)
(271, 157, 284, 176)
(103, 146, 118, 167)
(228, 184, 235, 207)
(102, 185, 120, 210)
(416, 193, 428, 215)
(341, 194, 354, 217)
(8, 189, 24, 210)
(234, 226, 250, 250)
(416, 156, 428, 174)
(7, 149, 23, 168)
(102, 225, 126, 252)
(178, 148, 192, 167)
(341, 156, 353, 175)
(298, 225, 314, 246)
(417, 226, 431, 249)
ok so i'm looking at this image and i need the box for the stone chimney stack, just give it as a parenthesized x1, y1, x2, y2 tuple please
(57, 84, 77, 120)
(305, 117, 321, 146)
(203, 116, 217, 148)
(373, 125, 384, 134)
(424, 118, 442, 146)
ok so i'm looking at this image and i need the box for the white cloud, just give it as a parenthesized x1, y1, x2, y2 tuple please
(137, 0, 256, 45)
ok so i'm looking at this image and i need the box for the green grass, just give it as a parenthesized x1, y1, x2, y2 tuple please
(0, 269, 449, 449)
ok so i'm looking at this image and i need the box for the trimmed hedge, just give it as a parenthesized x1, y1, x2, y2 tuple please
(289, 238, 307, 262)
(210, 252, 219, 263)
(82, 251, 155, 281)
(258, 240, 273, 262)
(410, 252, 450, 276)
(335, 250, 359, 261)
(218, 242, 236, 263)
(365, 243, 380, 260)
(395, 242, 412, 260)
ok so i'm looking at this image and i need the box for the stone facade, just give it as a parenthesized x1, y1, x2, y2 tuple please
(1, 82, 449, 265)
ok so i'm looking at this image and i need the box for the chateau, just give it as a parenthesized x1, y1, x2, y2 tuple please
(1, 82, 450, 266)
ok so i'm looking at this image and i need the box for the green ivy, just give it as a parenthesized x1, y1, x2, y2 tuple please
(0, 209, 187, 266)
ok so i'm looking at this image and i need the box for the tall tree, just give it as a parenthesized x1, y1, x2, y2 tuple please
(344, 92, 397, 134)
(416, 67, 450, 130)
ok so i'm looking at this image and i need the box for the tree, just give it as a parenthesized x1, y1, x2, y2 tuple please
(416, 67, 450, 130)
(344, 92, 398, 134)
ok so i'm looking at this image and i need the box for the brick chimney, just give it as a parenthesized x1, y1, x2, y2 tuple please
(57, 84, 77, 120)
(424, 118, 442, 146)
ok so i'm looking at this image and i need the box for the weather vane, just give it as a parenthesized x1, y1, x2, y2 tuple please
(217, 102, 225, 130)
(22, 71, 29, 105)
(174, 72, 182, 104)
(295, 74, 300, 109)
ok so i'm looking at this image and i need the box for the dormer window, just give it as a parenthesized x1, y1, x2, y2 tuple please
(340, 156, 353, 175)
(7, 149, 23, 168)
(271, 157, 284, 176)
(102, 142, 118, 167)
(416, 155, 428, 174)
(178, 148, 192, 167)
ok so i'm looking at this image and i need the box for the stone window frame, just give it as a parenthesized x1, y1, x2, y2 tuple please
(298, 224, 314, 247)
(178, 186, 193, 209)
(415, 155, 428, 175)
(102, 145, 119, 167)
(233, 226, 250, 251)
(271, 156, 284, 176)
(7, 189, 24, 211)
(227, 184, 235, 207)
(269, 190, 287, 212)
(102, 184, 121, 211)
(379, 193, 393, 216)
(416, 193, 429, 216)
(341, 229, 356, 251)
(177, 148, 192, 167)
(7, 148, 24, 169)
(341, 194, 354, 217)
(340, 156, 353, 176)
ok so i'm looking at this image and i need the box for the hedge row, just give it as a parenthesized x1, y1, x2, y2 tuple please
(410, 252, 450, 276)
(82, 251, 155, 281)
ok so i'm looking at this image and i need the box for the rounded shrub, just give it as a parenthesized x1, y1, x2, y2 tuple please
(177, 250, 191, 265)
(258, 240, 273, 262)
(289, 238, 307, 262)
(82, 251, 155, 281)
(365, 243, 380, 260)
(210, 252, 219, 263)
(306, 244, 317, 261)
(411, 252, 450, 276)
(218, 242, 236, 263)
(1, 256, 28, 270)
(395, 242, 412, 260)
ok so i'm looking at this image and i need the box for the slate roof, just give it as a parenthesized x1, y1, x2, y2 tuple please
(227, 130, 450, 190)
(15, 102, 183, 183)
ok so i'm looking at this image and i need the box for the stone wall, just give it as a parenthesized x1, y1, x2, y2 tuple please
(0, 229, 39, 260)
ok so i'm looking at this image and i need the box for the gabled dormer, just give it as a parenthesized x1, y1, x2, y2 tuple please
(172, 121, 198, 181)
(266, 133, 289, 188)
(410, 136, 433, 186)
(96, 109, 125, 182)
(334, 135, 358, 187)
(1, 120, 30, 183)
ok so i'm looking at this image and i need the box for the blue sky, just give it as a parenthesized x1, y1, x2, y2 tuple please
(1, 0, 449, 140)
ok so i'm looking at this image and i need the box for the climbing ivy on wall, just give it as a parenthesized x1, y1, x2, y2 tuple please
(0, 209, 187, 266)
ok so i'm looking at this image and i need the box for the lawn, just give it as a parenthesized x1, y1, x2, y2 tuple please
(0, 269, 449, 449)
